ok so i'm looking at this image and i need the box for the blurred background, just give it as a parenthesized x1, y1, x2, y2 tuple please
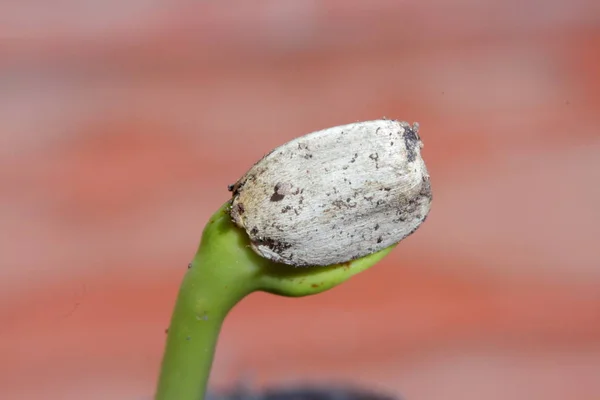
(1, 1, 599, 399)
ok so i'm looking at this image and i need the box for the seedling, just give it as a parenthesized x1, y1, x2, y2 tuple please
(155, 120, 432, 400)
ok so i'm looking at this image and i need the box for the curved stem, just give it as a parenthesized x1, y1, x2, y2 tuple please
(155, 202, 397, 400)
(155, 205, 265, 400)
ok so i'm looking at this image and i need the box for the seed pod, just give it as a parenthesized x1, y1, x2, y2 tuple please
(229, 119, 432, 267)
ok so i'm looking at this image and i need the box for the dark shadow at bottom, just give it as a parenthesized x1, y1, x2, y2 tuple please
(206, 384, 401, 400)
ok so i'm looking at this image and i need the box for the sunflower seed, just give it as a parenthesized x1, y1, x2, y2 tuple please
(229, 119, 432, 267)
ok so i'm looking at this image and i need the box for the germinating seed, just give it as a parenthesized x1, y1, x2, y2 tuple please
(229, 119, 432, 267)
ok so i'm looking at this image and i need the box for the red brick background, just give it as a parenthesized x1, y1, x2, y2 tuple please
(1, 1, 599, 399)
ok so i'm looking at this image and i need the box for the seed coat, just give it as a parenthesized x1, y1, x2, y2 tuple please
(229, 119, 432, 267)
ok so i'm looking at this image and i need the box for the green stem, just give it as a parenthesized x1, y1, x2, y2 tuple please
(155, 202, 396, 400)
(155, 205, 265, 400)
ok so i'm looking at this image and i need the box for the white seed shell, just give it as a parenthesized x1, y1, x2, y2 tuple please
(229, 119, 432, 267)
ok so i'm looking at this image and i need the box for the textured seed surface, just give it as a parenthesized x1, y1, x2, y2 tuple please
(229, 119, 432, 267)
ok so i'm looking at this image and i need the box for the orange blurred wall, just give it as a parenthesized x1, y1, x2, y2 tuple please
(1, 1, 599, 399)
